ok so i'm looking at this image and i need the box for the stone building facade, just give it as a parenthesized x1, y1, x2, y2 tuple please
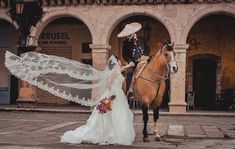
(0, 0, 234, 113)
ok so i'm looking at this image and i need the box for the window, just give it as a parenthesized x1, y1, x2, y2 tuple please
(82, 42, 92, 53)
(82, 59, 92, 65)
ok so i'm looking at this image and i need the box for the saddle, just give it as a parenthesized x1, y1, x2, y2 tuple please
(121, 56, 149, 100)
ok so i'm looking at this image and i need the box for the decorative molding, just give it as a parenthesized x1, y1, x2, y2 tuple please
(39, 0, 232, 6)
(0, 0, 233, 8)
(89, 44, 111, 51)
(174, 44, 189, 52)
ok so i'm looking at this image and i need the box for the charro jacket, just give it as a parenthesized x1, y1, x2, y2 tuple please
(122, 37, 150, 63)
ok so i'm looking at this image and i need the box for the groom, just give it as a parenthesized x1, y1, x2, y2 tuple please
(117, 22, 150, 98)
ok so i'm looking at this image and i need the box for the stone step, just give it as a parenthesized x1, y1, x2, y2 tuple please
(167, 125, 184, 137)
(185, 125, 206, 138)
(202, 125, 224, 138)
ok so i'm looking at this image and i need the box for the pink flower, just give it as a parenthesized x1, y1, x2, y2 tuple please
(96, 95, 115, 114)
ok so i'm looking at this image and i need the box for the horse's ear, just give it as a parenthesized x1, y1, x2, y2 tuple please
(158, 42, 164, 53)
(158, 42, 164, 48)
(171, 42, 174, 48)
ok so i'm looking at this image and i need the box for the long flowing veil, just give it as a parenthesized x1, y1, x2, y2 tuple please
(5, 51, 119, 106)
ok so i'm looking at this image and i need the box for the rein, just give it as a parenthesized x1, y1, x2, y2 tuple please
(139, 47, 171, 84)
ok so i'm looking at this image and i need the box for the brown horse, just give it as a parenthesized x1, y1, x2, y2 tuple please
(133, 43, 178, 142)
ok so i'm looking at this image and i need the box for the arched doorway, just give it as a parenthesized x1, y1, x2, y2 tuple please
(0, 19, 18, 104)
(186, 14, 235, 110)
(36, 17, 92, 104)
(109, 15, 171, 109)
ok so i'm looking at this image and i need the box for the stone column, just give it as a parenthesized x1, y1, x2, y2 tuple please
(90, 44, 111, 70)
(169, 44, 189, 113)
(89, 44, 111, 111)
(17, 81, 37, 108)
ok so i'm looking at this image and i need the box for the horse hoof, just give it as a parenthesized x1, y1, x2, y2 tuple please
(155, 137, 162, 142)
(143, 137, 150, 142)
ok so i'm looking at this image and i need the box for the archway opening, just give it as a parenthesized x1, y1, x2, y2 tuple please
(37, 17, 92, 104)
(109, 15, 171, 109)
(193, 57, 217, 109)
(186, 14, 235, 110)
(0, 19, 18, 104)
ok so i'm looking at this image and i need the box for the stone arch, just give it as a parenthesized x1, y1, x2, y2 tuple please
(34, 8, 95, 42)
(0, 14, 19, 104)
(180, 5, 235, 43)
(103, 9, 173, 44)
(0, 14, 18, 29)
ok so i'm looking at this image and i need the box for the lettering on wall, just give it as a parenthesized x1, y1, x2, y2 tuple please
(187, 37, 201, 50)
(39, 32, 70, 45)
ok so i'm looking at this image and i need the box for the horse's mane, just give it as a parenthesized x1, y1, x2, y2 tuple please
(164, 45, 173, 51)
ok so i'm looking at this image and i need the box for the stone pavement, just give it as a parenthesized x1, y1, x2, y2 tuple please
(1, 104, 235, 116)
(0, 109, 235, 148)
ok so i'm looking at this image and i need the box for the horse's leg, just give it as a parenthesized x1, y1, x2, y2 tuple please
(152, 82, 165, 141)
(153, 106, 162, 141)
(142, 105, 150, 142)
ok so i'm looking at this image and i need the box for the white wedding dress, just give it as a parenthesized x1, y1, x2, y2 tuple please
(60, 69, 135, 145)
(5, 51, 135, 145)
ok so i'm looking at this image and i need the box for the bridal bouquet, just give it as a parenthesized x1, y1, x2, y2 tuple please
(96, 95, 116, 114)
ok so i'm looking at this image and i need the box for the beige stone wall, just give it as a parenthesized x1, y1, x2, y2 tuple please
(187, 15, 235, 90)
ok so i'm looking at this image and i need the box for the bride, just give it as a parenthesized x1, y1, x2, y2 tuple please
(5, 51, 135, 145)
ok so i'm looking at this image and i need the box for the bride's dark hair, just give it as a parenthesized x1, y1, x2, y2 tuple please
(108, 59, 116, 70)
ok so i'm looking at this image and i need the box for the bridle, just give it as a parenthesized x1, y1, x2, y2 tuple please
(139, 45, 176, 83)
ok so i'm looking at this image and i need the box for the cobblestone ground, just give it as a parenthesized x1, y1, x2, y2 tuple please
(0, 111, 234, 149)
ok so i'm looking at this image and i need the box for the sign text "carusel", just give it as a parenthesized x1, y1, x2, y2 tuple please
(39, 32, 70, 40)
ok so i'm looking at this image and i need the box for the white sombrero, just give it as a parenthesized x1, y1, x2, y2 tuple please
(117, 22, 142, 38)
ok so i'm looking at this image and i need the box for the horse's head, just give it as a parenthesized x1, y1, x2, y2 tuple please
(161, 42, 178, 75)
